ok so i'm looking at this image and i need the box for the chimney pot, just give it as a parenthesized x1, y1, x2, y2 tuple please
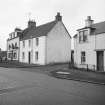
(87, 16, 91, 20)
(28, 20, 36, 28)
(55, 12, 62, 21)
(85, 16, 94, 27)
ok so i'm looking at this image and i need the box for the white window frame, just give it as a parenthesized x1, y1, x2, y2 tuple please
(22, 52, 25, 60)
(79, 30, 88, 43)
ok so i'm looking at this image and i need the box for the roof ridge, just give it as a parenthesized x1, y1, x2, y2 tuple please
(92, 21, 105, 26)
(36, 20, 56, 28)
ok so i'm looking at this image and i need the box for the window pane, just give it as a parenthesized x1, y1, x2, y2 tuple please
(9, 45, 11, 50)
(22, 52, 25, 59)
(13, 32, 15, 38)
(79, 31, 83, 42)
(13, 53, 17, 59)
(83, 30, 88, 41)
(81, 52, 86, 63)
(79, 30, 88, 42)
(35, 51, 38, 61)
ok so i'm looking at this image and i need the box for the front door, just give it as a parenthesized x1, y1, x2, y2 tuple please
(28, 52, 31, 64)
(97, 51, 104, 71)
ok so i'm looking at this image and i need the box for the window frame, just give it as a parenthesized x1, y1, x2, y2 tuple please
(22, 52, 25, 60)
(83, 30, 88, 42)
(13, 52, 17, 59)
(79, 30, 88, 43)
(9, 44, 11, 50)
(13, 32, 15, 38)
(81, 51, 86, 64)
(35, 51, 38, 61)
(79, 31, 83, 42)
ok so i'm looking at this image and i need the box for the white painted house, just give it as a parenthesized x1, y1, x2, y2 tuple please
(19, 13, 71, 65)
(74, 16, 105, 71)
(7, 28, 22, 60)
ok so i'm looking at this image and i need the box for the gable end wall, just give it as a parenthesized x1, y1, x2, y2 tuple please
(46, 21, 71, 64)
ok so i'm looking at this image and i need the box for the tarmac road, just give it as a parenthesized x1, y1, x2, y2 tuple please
(0, 67, 105, 105)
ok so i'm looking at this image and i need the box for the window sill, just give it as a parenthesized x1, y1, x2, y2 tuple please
(81, 63, 86, 65)
(79, 41, 88, 44)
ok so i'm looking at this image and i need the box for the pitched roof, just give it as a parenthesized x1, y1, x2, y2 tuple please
(91, 21, 105, 34)
(77, 21, 105, 35)
(20, 21, 57, 40)
(73, 34, 77, 38)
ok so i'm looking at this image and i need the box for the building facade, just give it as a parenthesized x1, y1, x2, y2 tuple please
(7, 28, 22, 61)
(0, 49, 7, 61)
(74, 16, 105, 71)
(19, 13, 71, 65)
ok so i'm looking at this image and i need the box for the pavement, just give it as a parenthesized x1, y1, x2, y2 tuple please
(50, 68, 105, 85)
(11, 63, 105, 85)
(0, 67, 105, 105)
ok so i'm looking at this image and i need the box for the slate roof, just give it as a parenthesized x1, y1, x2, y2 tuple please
(91, 21, 105, 35)
(20, 20, 57, 40)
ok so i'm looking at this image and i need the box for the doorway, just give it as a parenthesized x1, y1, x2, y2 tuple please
(28, 51, 31, 64)
(97, 51, 104, 71)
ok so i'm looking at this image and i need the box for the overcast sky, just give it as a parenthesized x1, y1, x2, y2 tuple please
(0, 0, 105, 50)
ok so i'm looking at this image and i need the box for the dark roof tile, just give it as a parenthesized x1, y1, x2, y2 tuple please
(20, 21, 57, 40)
(91, 21, 105, 34)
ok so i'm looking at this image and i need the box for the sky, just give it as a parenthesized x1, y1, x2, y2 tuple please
(0, 0, 105, 50)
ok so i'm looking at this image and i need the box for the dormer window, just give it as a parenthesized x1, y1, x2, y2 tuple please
(10, 34, 12, 39)
(79, 30, 88, 43)
(81, 51, 86, 64)
(13, 32, 15, 38)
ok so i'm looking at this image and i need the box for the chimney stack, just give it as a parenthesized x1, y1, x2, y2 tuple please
(85, 16, 94, 27)
(28, 20, 36, 28)
(55, 12, 62, 21)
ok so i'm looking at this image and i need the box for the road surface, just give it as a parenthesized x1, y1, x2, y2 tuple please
(0, 67, 105, 105)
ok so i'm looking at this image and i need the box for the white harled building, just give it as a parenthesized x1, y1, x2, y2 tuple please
(19, 13, 71, 65)
(74, 16, 105, 71)
(7, 28, 22, 61)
